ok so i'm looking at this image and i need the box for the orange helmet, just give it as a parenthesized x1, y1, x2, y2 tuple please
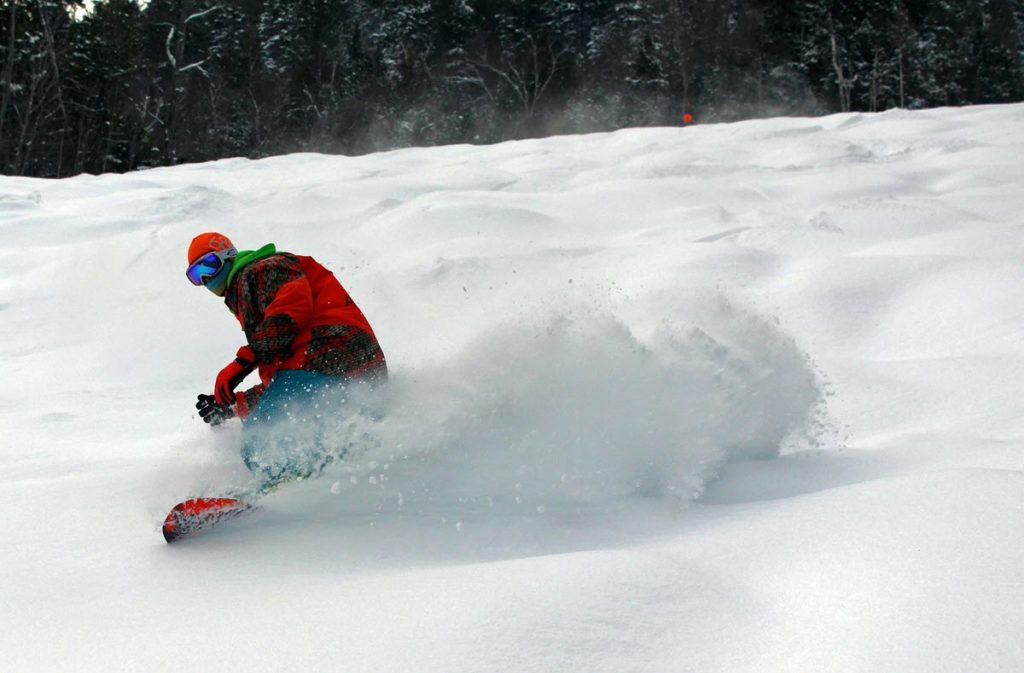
(188, 232, 236, 264)
(186, 232, 238, 288)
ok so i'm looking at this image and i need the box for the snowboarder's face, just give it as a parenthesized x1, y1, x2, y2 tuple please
(203, 261, 231, 296)
(186, 251, 233, 296)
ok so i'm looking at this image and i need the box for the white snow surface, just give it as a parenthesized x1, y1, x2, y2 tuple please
(2, 104, 1023, 672)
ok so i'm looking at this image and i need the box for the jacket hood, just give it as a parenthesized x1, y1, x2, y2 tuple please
(226, 243, 277, 287)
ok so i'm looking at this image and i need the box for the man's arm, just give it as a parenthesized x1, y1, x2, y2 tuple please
(238, 255, 314, 363)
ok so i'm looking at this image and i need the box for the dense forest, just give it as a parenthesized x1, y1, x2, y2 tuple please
(2, 0, 1023, 178)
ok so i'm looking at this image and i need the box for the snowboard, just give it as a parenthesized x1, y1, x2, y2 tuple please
(162, 497, 257, 543)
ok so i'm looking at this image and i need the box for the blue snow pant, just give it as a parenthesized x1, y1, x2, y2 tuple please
(240, 369, 355, 488)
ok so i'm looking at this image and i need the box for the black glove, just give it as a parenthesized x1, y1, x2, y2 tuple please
(196, 394, 235, 426)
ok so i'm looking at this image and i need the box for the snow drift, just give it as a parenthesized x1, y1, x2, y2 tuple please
(2, 103, 1023, 673)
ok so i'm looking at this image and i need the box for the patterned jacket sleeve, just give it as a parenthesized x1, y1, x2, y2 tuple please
(236, 383, 265, 419)
(222, 254, 313, 416)
(237, 255, 314, 364)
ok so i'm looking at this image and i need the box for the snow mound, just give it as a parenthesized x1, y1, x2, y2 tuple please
(4, 103, 1024, 673)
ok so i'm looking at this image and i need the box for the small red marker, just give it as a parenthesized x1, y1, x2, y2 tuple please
(683, 113, 694, 124)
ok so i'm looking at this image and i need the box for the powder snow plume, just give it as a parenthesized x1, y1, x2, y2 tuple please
(266, 290, 825, 547)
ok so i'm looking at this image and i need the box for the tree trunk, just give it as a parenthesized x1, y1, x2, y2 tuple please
(898, 48, 905, 108)
(15, 55, 46, 175)
(36, 0, 68, 176)
(830, 32, 852, 112)
(870, 53, 878, 112)
(0, 0, 18, 171)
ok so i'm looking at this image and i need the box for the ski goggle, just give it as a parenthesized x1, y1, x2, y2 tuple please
(186, 247, 236, 286)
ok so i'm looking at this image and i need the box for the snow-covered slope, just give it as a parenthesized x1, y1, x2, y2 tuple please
(1, 104, 1022, 672)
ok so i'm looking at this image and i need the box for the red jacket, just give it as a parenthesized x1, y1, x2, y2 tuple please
(224, 251, 386, 416)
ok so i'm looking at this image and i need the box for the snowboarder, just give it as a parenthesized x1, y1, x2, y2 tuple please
(185, 232, 387, 491)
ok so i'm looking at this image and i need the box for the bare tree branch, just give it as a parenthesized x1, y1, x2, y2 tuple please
(163, 24, 177, 69)
(184, 6, 221, 25)
(178, 60, 210, 77)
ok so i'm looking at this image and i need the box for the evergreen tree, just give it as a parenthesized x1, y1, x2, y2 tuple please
(1, 0, 78, 176)
(968, 0, 1024, 102)
(65, 0, 151, 173)
(2, 0, 1023, 177)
